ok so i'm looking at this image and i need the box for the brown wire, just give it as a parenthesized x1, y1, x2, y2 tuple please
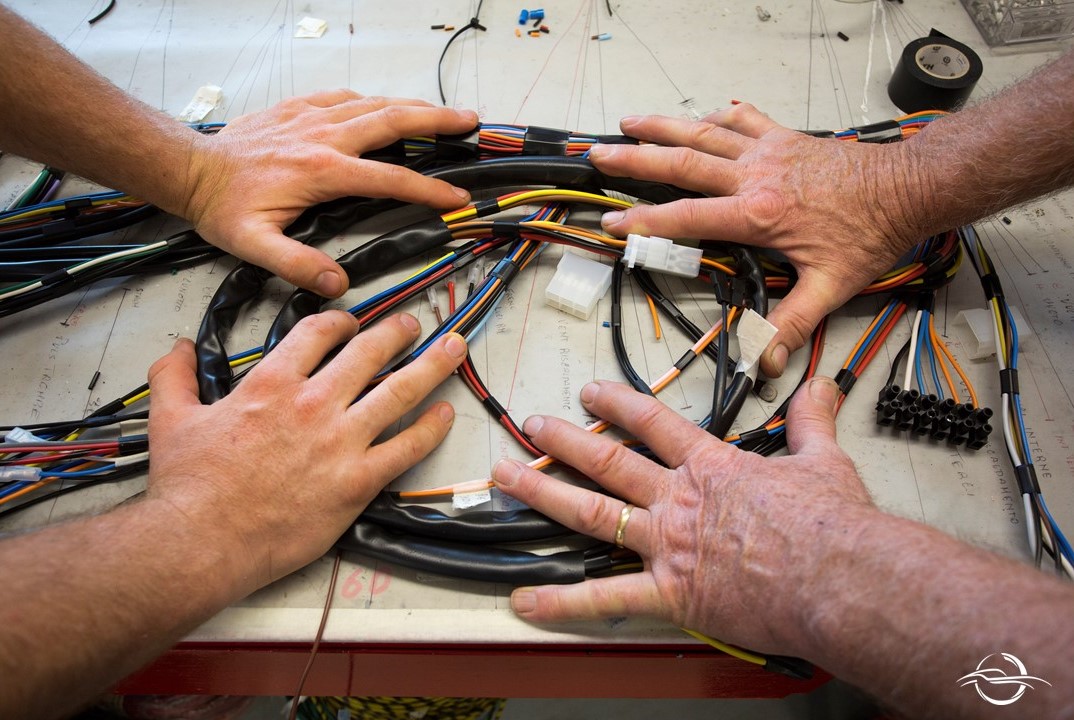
(288, 549, 343, 720)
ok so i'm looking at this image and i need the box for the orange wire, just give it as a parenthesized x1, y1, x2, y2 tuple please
(934, 325, 979, 407)
(645, 293, 662, 340)
(928, 317, 960, 402)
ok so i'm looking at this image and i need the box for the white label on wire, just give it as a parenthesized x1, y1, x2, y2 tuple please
(453, 487, 492, 509)
(176, 85, 222, 122)
(294, 16, 328, 38)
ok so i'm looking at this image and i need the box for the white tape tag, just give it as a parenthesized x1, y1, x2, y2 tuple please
(295, 16, 327, 38)
(176, 85, 222, 122)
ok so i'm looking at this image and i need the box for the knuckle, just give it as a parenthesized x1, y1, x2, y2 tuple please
(587, 441, 624, 479)
(743, 187, 789, 233)
(574, 492, 612, 536)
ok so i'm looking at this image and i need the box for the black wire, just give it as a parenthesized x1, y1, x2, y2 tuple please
(87, 0, 116, 25)
(436, 1, 487, 105)
(708, 300, 730, 437)
(611, 263, 652, 395)
(886, 338, 912, 388)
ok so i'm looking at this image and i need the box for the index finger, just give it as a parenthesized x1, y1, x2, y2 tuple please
(577, 381, 728, 468)
(346, 105, 478, 154)
(331, 156, 470, 209)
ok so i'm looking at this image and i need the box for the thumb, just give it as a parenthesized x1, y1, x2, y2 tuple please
(223, 224, 348, 298)
(761, 270, 844, 377)
(785, 376, 841, 456)
(147, 338, 204, 425)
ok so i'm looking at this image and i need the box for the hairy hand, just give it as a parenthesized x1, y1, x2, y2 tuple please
(145, 311, 467, 593)
(491, 377, 874, 656)
(589, 104, 925, 376)
(184, 91, 478, 297)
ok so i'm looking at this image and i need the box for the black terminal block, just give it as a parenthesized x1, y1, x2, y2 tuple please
(874, 384, 993, 450)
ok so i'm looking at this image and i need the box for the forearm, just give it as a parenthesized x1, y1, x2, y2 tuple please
(0, 4, 201, 217)
(902, 50, 1074, 235)
(0, 497, 249, 719)
(792, 506, 1074, 719)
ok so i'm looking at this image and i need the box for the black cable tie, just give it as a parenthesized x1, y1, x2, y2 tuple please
(39, 269, 72, 287)
(63, 197, 94, 212)
(473, 198, 500, 218)
(594, 134, 639, 145)
(490, 220, 518, 238)
(482, 395, 507, 418)
(729, 277, 750, 308)
(1015, 464, 1041, 495)
(490, 258, 520, 285)
(522, 126, 571, 156)
(435, 129, 480, 161)
(711, 272, 731, 305)
(915, 293, 935, 312)
(799, 129, 837, 138)
(673, 350, 695, 371)
(979, 273, 1004, 300)
(738, 427, 768, 445)
(833, 368, 857, 396)
(470, 17, 487, 31)
(851, 119, 902, 144)
(118, 435, 149, 455)
(999, 368, 1019, 396)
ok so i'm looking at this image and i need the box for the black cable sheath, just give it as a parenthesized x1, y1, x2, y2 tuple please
(364, 493, 567, 543)
(337, 520, 587, 585)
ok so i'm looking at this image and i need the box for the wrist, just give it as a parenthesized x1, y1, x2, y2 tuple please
(868, 139, 941, 255)
(775, 500, 881, 659)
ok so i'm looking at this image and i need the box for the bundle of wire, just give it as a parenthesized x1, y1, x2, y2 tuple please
(0, 112, 1067, 676)
(960, 226, 1074, 578)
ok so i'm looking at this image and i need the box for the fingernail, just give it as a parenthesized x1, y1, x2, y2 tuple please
(620, 115, 641, 128)
(438, 403, 455, 423)
(809, 377, 839, 409)
(512, 589, 537, 614)
(399, 313, 420, 332)
(587, 145, 608, 160)
(452, 186, 471, 201)
(444, 333, 467, 358)
(770, 343, 789, 375)
(462, 110, 479, 123)
(316, 271, 344, 298)
(492, 458, 522, 487)
(522, 415, 544, 436)
(601, 211, 624, 227)
(580, 382, 599, 404)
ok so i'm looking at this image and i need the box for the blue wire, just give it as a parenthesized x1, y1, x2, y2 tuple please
(914, 313, 928, 393)
(1039, 496, 1074, 563)
(923, 311, 944, 400)
(43, 465, 114, 478)
(848, 300, 895, 371)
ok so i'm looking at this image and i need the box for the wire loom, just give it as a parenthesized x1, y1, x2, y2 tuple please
(7, 114, 1056, 679)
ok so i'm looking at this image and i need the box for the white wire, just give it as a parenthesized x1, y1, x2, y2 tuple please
(1024, 493, 1038, 557)
(904, 309, 922, 390)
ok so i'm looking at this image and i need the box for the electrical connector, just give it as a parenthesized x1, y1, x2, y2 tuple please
(4, 426, 46, 444)
(0, 466, 41, 483)
(622, 234, 702, 278)
(544, 251, 613, 320)
(874, 384, 993, 449)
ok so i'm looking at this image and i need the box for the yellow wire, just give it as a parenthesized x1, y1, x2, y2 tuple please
(681, 628, 767, 666)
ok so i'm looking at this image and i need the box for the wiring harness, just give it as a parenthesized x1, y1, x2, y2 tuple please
(0, 110, 1068, 676)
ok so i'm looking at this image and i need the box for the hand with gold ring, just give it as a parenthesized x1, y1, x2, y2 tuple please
(491, 376, 872, 656)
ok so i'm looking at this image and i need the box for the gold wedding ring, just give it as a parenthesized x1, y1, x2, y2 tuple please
(614, 503, 635, 548)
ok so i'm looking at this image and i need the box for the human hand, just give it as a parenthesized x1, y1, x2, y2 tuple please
(182, 91, 478, 297)
(491, 377, 874, 656)
(589, 105, 927, 377)
(144, 311, 467, 594)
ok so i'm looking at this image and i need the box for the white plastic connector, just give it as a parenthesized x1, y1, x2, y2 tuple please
(0, 466, 41, 484)
(4, 426, 45, 445)
(955, 306, 1030, 360)
(735, 309, 779, 379)
(544, 252, 613, 320)
(622, 233, 703, 278)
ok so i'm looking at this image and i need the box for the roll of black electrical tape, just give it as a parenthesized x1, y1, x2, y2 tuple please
(887, 34, 983, 113)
